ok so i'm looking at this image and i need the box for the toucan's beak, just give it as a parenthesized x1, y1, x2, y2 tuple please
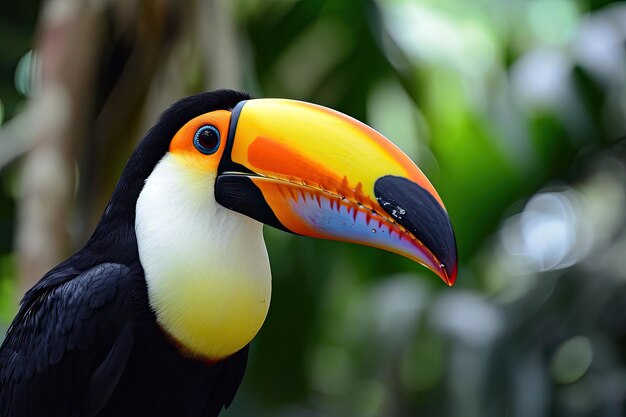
(216, 99, 457, 285)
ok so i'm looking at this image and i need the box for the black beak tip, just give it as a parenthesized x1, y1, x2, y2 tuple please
(375, 175, 457, 285)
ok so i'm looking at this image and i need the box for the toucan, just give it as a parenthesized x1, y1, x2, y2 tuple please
(0, 90, 456, 417)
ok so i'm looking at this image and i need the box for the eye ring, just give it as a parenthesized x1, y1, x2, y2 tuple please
(193, 125, 221, 155)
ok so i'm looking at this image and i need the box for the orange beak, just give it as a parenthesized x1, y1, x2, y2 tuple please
(215, 99, 457, 285)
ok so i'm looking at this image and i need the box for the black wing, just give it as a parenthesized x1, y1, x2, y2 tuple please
(0, 263, 141, 417)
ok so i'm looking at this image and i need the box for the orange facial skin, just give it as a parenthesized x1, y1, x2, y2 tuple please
(169, 110, 232, 170)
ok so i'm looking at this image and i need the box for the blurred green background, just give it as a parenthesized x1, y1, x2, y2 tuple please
(1, 0, 626, 416)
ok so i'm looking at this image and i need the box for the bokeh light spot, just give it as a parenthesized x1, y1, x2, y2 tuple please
(550, 336, 593, 384)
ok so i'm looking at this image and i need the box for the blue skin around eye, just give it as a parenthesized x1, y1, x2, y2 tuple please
(194, 125, 221, 154)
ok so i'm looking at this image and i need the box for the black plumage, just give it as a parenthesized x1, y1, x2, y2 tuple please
(0, 90, 251, 417)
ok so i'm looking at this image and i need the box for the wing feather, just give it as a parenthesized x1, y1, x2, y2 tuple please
(0, 263, 140, 417)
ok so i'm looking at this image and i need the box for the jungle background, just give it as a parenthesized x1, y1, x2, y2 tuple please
(1, 0, 626, 416)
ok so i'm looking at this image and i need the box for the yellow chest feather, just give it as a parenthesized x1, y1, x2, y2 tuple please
(136, 154, 272, 359)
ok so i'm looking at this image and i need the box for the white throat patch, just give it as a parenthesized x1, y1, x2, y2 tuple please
(135, 153, 271, 359)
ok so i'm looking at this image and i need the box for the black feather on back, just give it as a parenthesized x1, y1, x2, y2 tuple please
(0, 90, 252, 417)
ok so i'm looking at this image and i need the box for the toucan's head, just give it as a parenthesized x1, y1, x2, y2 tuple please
(129, 90, 456, 359)
(149, 91, 456, 283)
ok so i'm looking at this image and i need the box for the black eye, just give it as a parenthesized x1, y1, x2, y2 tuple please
(193, 125, 221, 155)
